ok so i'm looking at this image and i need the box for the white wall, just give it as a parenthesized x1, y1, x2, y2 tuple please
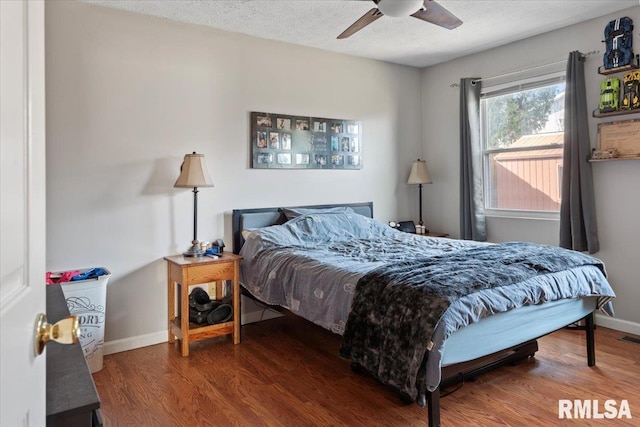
(46, 1, 640, 352)
(422, 6, 640, 329)
(45, 2, 423, 350)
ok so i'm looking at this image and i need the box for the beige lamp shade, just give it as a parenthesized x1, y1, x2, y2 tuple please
(174, 152, 214, 188)
(407, 159, 432, 185)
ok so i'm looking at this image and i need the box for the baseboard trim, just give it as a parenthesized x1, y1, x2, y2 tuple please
(103, 331, 167, 356)
(595, 314, 640, 336)
(102, 308, 283, 355)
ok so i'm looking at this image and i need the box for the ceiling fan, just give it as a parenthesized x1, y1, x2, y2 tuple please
(338, 0, 463, 39)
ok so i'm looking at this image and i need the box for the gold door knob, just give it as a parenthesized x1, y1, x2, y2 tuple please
(34, 313, 80, 355)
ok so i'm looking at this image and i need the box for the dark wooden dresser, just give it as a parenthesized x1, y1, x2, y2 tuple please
(46, 284, 102, 426)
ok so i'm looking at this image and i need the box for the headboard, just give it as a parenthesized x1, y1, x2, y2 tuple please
(231, 202, 373, 254)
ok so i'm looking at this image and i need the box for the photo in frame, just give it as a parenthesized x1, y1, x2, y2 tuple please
(250, 111, 363, 169)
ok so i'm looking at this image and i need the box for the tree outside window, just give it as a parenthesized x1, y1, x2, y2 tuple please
(481, 78, 565, 213)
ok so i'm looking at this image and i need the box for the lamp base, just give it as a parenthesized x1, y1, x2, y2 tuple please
(183, 241, 205, 257)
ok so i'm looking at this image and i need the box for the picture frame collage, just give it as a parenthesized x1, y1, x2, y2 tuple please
(250, 111, 363, 169)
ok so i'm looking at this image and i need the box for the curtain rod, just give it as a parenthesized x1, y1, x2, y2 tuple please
(449, 50, 599, 87)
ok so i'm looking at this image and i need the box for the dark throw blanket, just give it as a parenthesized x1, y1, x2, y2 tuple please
(339, 242, 606, 400)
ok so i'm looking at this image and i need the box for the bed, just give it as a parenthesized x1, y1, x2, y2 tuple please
(232, 202, 615, 427)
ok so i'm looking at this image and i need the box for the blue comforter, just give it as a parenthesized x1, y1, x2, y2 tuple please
(240, 211, 481, 334)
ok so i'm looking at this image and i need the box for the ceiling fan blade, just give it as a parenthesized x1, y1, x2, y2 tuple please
(411, 0, 462, 30)
(337, 8, 384, 39)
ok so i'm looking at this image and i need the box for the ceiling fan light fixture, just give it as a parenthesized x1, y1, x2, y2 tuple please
(377, 0, 424, 17)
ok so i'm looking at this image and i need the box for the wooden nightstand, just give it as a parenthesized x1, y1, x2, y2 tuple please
(420, 231, 450, 238)
(164, 253, 242, 356)
(425, 231, 449, 238)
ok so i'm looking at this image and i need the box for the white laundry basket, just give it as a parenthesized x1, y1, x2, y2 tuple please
(59, 267, 111, 373)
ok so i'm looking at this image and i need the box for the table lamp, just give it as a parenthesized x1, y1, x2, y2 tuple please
(407, 159, 432, 226)
(174, 152, 214, 257)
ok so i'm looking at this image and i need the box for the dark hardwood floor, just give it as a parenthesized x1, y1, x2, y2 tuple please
(93, 316, 640, 426)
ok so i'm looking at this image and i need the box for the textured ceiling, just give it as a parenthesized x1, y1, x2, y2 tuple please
(83, 0, 639, 68)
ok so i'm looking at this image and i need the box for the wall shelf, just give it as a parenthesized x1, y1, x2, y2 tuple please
(593, 55, 640, 118)
(588, 156, 640, 163)
(597, 62, 639, 76)
(592, 108, 640, 118)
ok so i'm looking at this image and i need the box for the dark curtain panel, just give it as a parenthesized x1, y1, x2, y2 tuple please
(459, 78, 487, 241)
(560, 51, 599, 253)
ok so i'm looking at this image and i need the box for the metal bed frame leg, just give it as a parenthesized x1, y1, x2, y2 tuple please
(427, 387, 441, 427)
(586, 311, 595, 367)
(421, 317, 594, 426)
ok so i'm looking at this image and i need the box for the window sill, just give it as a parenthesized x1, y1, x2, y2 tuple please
(484, 209, 560, 221)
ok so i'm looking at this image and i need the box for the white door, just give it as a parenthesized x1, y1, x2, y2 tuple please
(0, 1, 47, 426)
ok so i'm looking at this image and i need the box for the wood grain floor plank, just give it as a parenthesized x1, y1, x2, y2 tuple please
(93, 317, 640, 426)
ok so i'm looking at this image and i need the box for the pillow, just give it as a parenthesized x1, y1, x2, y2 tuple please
(240, 227, 267, 246)
(283, 211, 395, 242)
(282, 206, 355, 220)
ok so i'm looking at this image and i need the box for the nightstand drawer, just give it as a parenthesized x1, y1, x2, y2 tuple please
(168, 259, 235, 285)
(184, 262, 235, 284)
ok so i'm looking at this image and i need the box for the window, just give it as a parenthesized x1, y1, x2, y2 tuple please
(481, 75, 565, 216)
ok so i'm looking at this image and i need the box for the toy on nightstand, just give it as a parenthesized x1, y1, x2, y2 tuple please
(206, 239, 225, 255)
